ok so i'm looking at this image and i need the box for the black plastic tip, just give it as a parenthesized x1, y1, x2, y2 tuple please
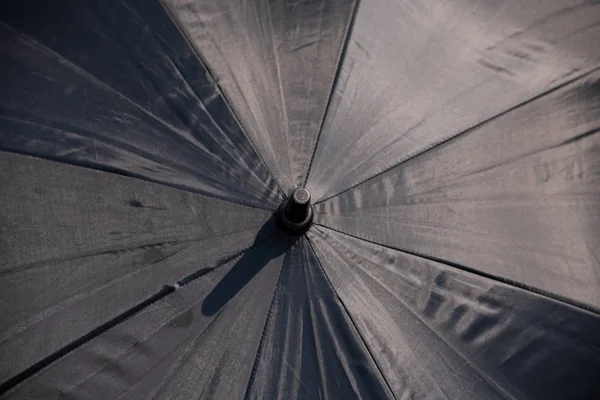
(278, 188, 314, 234)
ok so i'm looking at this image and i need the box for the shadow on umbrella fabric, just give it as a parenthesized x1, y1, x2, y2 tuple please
(202, 218, 296, 316)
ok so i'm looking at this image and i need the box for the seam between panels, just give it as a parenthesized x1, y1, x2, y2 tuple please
(0, 234, 276, 396)
(242, 236, 292, 400)
(176, 232, 278, 287)
(159, 1, 287, 199)
(314, 223, 600, 317)
(1, 226, 271, 279)
(1, 149, 278, 212)
(314, 64, 600, 205)
(309, 226, 520, 400)
(1, 25, 281, 209)
(304, 235, 398, 400)
(0, 230, 273, 348)
(265, 0, 294, 194)
(138, 307, 229, 400)
(0, 285, 174, 396)
(302, 0, 361, 187)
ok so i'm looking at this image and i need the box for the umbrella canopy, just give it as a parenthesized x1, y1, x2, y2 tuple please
(1, 0, 600, 399)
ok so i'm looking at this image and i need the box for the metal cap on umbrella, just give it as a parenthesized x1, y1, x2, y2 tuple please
(277, 187, 314, 233)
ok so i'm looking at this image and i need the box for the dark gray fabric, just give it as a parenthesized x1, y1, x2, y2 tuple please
(2, 236, 288, 400)
(315, 69, 600, 310)
(247, 236, 394, 400)
(0, 152, 274, 384)
(310, 226, 600, 400)
(163, 0, 357, 192)
(306, 0, 600, 201)
(1, 0, 599, 398)
(0, 0, 282, 209)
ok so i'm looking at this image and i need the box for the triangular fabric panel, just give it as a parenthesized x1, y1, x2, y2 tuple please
(2, 236, 288, 399)
(163, 0, 357, 192)
(315, 69, 600, 309)
(0, 0, 281, 209)
(246, 236, 394, 400)
(309, 226, 600, 400)
(307, 0, 600, 201)
(0, 152, 276, 386)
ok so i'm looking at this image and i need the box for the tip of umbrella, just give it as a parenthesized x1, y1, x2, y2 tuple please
(277, 187, 314, 234)
(292, 187, 311, 204)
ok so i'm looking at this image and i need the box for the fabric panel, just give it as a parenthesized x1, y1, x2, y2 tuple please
(0, 152, 275, 384)
(0, 0, 281, 209)
(310, 226, 600, 400)
(164, 0, 356, 192)
(246, 236, 394, 400)
(2, 236, 288, 399)
(307, 0, 600, 201)
(316, 70, 600, 309)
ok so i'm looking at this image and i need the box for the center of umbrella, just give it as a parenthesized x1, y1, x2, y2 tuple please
(277, 187, 314, 234)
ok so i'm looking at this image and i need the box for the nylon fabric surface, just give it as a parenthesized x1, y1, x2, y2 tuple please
(315, 69, 600, 310)
(0, 152, 275, 385)
(1, 236, 288, 400)
(1, 0, 600, 398)
(309, 226, 600, 400)
(246, 236, 394, 400)
(307, 0, 600, 200)
(163, 0, 357, 192)
(0, 0, 282, 209)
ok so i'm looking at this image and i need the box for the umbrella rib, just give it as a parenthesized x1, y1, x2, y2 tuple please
(0, 231, 264, 347)
(4, 18, 284, 205)
(265, 0, 294, 191)
(311, 226, 518, 400)
(1, 22, 219, 158)
(305, 236, 398, 400)
(0, 148, 276, 213)
(160, 1, 287, 199)
(314, 64, 600, 205)
(314, 222, 600, 317)
(302, 0, 361, 187)
(0, 233, 276, 396)
(175, 231, 278, 288)
(1, 114, 274, 209)
(0, 285, 174, 397)
(242, 236, 291, 400)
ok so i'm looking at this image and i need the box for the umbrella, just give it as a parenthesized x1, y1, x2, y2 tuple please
(1, 0, 599, 398)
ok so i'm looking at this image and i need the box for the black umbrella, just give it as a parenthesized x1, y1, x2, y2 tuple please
(1, 0, 600, 399)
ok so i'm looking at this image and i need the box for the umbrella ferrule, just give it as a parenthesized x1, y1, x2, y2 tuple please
(278, 187, 314, 233)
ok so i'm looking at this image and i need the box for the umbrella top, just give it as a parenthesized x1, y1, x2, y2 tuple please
(291, 187, 311, 205)
(278, 187, 315, 234)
